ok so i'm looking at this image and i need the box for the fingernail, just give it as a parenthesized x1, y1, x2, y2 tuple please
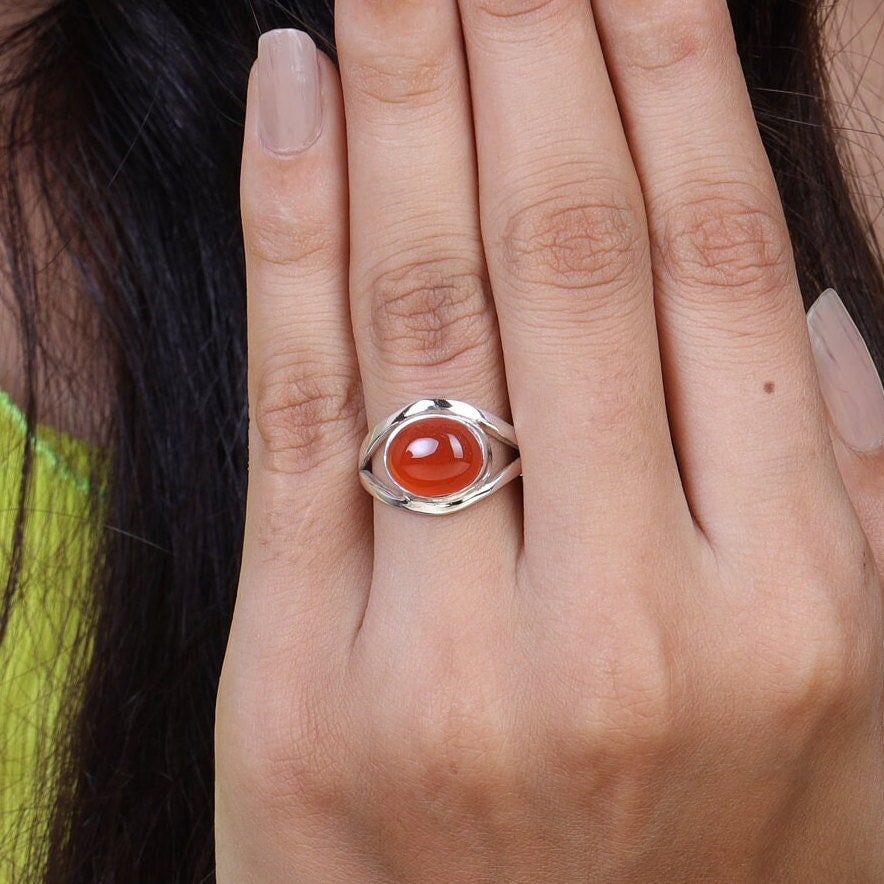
(257, 29, 322, 156)
(807, 288, 884, 452)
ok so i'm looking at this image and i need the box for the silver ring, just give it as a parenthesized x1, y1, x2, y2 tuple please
(358, 399, 521, 515)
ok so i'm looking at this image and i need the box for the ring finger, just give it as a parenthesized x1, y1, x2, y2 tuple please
(335, 2, 519, 626)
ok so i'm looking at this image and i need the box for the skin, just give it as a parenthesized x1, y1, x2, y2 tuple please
(0, 0, 881, 877)
(215, 0, 884, 880)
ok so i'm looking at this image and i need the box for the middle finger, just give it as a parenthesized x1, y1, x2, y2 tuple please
(458, 0, 690, 574)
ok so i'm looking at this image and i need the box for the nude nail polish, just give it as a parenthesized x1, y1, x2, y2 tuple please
(807, 288, 884, 452)
(257, 29, 322, 156)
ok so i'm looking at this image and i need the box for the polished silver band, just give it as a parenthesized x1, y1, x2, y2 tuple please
(358, 399, 521, 515)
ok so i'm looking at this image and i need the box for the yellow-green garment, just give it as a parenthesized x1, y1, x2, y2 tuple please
(0, 390, 104, 881)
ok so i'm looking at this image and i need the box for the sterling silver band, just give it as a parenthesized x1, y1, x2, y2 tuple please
(358, 398, 521, 515)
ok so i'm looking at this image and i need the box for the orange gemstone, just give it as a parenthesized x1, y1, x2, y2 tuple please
(387, 417, 484, 497)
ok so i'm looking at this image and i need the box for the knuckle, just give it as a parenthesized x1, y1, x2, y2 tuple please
(547, 629, 677, 765)
(764, 619, 874, 724)
(364, 256, 494, 370)
(497, 190, 647, 304)
(473, 0, 568, 25)
(253, 358, 363, 474)
(346, 49, 455, 110)
(219, 679, 350, 819)
(246, 203, 339, 271)
(376, 675, 517, 801)
(745, 557, 882, 727)
(657, 189, 794, 301)
(618, 6, 717, 76)
(587, 654, 675, 754)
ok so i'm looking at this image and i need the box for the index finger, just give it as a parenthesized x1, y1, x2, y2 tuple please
(237, 33, 370, 665)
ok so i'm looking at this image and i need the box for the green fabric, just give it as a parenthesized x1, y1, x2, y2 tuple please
(0, 390, 105, 881)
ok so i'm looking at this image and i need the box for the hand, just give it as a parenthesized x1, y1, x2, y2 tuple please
(215, 1, 884, 879)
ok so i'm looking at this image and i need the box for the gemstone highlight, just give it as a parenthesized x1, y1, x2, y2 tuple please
(387, 417, 484, 497)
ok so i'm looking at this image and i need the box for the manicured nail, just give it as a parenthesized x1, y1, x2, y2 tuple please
(257, 29, 322, 156)
(807, 288, 884, 452)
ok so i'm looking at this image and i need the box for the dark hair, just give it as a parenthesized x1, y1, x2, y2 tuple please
(0, 0, 881, 879)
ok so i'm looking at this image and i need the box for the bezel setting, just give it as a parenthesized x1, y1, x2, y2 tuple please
(358, 399, 521, 514)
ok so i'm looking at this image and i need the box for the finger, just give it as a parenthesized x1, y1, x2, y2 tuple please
(236, 33, 370, 669)
(455, 0, 688, 571)
(808, 289, 884, 579)
(829, 435, 884, 585)
(335, 1, 520, 608)
(592, 0, 840, 538)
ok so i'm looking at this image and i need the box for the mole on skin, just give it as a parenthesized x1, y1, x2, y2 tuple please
(764, 381, 776, 394)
